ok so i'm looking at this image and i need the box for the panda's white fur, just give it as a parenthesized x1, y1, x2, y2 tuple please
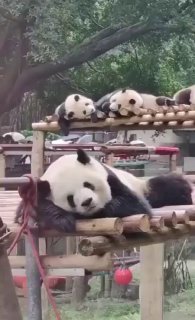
(109, 89, 143, 117)
(40, 151, 145, 216)
(140, 94, 162, 112)
(173, 85, 195, 106)
(55, 94, 96, 120)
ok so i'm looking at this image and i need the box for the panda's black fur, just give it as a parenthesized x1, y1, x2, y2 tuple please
(145, 173, 193, 208)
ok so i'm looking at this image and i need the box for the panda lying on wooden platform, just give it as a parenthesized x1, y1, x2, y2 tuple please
(15, 149, 193, 232)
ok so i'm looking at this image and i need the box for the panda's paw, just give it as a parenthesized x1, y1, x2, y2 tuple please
(55, 214, 76, 233)
(90, 112, 99, 123)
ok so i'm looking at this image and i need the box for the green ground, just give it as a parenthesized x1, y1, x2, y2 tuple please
(49, 260, 195, 320)
(20, 260, 195, 319)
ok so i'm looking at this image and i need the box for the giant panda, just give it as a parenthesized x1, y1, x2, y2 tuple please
(140, 94, 175, 113)
(173, 85, 195, 106)
(46, 94, 98, 136)
(15, 149, 193, 233)
(108, 89, 175, 116)
(109, 88, 144, 117)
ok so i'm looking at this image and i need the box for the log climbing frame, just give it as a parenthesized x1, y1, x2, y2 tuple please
(1, 110, 195, 320)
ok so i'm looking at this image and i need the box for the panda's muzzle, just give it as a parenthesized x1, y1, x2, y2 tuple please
(81, 197, 93, 207)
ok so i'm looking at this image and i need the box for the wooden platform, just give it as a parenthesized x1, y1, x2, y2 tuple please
(2, 190, 195, 253)
(32, 107, 195, 132)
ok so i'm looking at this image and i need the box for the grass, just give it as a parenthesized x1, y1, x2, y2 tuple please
(48, 260, 195, 320)
(51, 300, 140, 320)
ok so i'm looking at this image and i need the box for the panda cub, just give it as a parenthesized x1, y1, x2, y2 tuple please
(173, 85, 195, 106)
(109, 89, 176, 116)
(109, 89, 144, 117)
(15, 149, 193, 233)
(49, 94, 98, 135)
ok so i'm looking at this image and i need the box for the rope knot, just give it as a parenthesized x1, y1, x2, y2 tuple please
(18, 175, 38, 206)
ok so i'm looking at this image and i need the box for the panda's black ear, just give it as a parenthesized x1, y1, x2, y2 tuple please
(37, 180, 51, 198)
(77, 149, 90, 165)
(74, 95, 80, 102)
(122, 88, 126, 93)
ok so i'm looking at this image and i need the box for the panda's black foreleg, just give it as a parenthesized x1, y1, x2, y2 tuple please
(101, 174, 152, 218)
(58, 117, 71, 136)
(37, 199, 76, 233)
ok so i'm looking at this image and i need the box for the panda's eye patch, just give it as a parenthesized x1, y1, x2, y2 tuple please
(67, 195, 76, 208)
(83, 182, 95, 191)
(118, 104, 121, 109)
(129, 99, 136, 104)
(68, 111, 74, 119)
(85, 103, 89, 106)
(83, 110, 86, 115)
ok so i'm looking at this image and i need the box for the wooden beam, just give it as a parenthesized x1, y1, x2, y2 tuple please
(78, 222, 195, 256)
(140, 244, 164, 320)
(0, 246, 23, 320)
(9, 253, 113, 272)
(12, 268, 85, 277)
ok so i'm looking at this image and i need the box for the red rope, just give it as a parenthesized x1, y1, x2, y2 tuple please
(8, 175, 61, 320)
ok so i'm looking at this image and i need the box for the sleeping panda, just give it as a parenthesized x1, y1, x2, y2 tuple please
(15, 149, 193, 233)
(95, 89, 120, 118)
(108, 89, 175, 116)
(109, 88, 144, 117)
(140, 94, 176, 113)
(173, 85, 195, 106)
(47, 94, 98, 135)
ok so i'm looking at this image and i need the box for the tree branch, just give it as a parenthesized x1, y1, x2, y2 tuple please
(3, 20, 194, 112)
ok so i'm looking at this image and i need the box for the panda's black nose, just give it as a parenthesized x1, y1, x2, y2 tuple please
(81, 197, 92, 207)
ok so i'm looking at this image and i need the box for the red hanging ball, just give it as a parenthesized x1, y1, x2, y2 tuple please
(114, 267, 133, 285)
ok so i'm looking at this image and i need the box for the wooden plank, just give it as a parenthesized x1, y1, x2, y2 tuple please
(12, 268, 85, 277)
(140, 244, 164, 320)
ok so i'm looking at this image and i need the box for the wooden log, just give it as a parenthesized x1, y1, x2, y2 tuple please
(150, 217, 165, 231)
(78, 222, 195, 256)
(175, 211, 189, 224)
(186, 208, 195, 221)
(9, 252, 112, 272)
(152, 211, 177, 228)
(7, 218, 123, 240)
(122, 214, 150, 233)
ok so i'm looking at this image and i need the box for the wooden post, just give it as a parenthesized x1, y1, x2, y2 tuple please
(169, 154, 177, 172)
(0, 245, 23, 320)
(0, 153, 5, 191)
(65, 236, 77, 291)
(140, 243, 164, 320)
(26, 130, 45, 320)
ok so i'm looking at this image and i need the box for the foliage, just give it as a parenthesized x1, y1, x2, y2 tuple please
(0, 0, 195, 121)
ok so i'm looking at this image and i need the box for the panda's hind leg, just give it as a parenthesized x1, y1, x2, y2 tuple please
(101, 174, 152, 218)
